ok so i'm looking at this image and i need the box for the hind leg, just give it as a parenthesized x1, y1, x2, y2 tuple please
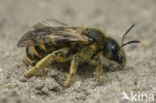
(24, 48, 69, 78)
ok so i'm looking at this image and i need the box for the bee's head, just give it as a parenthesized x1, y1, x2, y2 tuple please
(103, 24, 140, 66)
(103, 38, 126, 66)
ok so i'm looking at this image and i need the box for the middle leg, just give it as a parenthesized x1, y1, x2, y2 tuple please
(64, 56, 79, 87)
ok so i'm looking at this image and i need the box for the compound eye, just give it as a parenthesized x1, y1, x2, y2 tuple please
(107, 42, 115, 51)
(112, 45, 118, 54)
(111, 45, 115, 51)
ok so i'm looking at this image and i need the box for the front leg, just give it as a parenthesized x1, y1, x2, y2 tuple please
(100, 55, 122, 69)
(90, 60, 103, 85)
(95, 62, 103, 85)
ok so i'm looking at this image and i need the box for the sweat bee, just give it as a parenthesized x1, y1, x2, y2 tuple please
(17, 19, 140, 86)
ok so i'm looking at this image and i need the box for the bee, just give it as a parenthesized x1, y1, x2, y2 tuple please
(17, 19, 140, 86)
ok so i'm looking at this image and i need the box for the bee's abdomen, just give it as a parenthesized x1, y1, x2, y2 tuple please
(24, 44, 52, 66)
(24, 46, 38, 66)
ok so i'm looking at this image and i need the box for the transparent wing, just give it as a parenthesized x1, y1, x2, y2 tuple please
(33, 18, 69, 29)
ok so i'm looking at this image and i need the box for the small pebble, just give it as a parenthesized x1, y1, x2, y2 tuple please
(19, 77, 27, 82)
(42, 87, 49, 95)
(10, 91, 18, 97)
(28, 76, 37, 82)
(75, 95, 86, 100)
(47, 78, 60, 91)
(35, 83, 44, 90)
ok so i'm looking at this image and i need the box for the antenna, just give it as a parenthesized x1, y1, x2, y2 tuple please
(122, 40, 140, 47)
(121, 24, 135, 45)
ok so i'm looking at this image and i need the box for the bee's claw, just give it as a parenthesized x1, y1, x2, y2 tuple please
(96, 79, 102, 85)
(63, 82, 70, 87)
(95, 73, 102, 85)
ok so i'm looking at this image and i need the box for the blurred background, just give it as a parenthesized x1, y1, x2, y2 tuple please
(0, 0, 155, 103)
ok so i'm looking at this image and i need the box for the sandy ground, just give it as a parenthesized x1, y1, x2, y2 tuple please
(0, 0, 156, 103)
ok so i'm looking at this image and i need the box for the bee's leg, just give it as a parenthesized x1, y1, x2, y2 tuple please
(100, 55, 122, 69)
(95, 62, 103, 85)
(24, 49, 67, 78)
(64, 56, 79, 87)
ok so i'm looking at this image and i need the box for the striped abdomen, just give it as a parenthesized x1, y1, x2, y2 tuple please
(24, 44, 56, 66)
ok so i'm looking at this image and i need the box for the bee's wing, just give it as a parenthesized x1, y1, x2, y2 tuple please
(17, 26, 92, 47)
(33, 18, 69, 29)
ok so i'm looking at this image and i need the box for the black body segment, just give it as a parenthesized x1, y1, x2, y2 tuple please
(82, 28, 106, 41)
